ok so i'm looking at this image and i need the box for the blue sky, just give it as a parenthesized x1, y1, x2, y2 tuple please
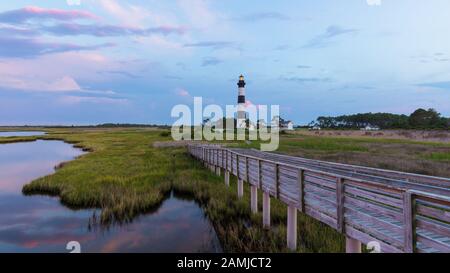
(0, 0, 449, 125)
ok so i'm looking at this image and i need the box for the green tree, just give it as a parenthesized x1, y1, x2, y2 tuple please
(409, 108, 442, 128)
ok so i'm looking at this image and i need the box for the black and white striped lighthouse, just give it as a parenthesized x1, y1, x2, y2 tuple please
(237, 75, 246, 129)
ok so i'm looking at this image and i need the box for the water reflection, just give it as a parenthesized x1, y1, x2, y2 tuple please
(0, 131, 46, 137)
(0, 140, 222, 253)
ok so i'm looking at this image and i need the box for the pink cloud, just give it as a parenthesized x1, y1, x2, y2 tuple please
(0, 36, 114, 58)
(47, 76, 81, 91)
(59, 95, 129, 105)
(176, 88, 190, 97)
(42, 23, 186, 37)
(0, 6, 98, 24)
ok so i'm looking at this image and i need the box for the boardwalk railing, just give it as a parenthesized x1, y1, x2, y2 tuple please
(187, 144, 450, 253)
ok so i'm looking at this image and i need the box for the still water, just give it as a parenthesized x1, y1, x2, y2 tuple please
(0, 140, 222, 253)
(0, 131, 46, 137)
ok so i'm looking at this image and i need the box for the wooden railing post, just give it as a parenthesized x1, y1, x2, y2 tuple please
(245, 157, 249, 182)
(224, 150, 227, 172)
(236, 154, 239, 180)
(209, 150, 213, 171)
(230, 151, 233, 175)
(298, 169, 304, 212)
(236, 154, 243, 198)
(258, 160, 262, 189)
(336, 177, 345, 233)
(263, 191, 271, 229)
(403, 191, 416, 253)
(275, 163, 280, 199)
(221, 149, 225, 174)
(287, 205, 297, 251)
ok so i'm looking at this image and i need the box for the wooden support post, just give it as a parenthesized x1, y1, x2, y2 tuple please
(346, 237, 362, 253)
(225, 171, 230, 187)
(238, 179, 244, 199)
(216, 166, 221, 176)
(287, 205, 297, 251)
(251, 185, 258, 214)
(403, 191, 416, 253)
(263, 191, 271, 229)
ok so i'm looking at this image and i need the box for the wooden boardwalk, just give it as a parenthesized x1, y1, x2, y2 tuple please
(187, 144, 450, 253)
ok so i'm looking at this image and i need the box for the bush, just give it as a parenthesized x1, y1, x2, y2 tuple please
(159, 131, 171, 137)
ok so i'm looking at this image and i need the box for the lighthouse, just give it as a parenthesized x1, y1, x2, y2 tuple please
(237, 75, 246, 129)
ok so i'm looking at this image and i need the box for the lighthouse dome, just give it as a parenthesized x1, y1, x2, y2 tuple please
(237, 74, 246, 88)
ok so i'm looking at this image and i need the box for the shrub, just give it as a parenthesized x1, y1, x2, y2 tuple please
(160, 131, 171, 137)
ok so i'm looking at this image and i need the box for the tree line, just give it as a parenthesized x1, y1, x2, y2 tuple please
(311, 108, 450, 129)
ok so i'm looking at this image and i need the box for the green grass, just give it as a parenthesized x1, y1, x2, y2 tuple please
(423, 152, 450, 162)
(1, 128, 344, 253)
(0, 136, 40, 144)
(279, 136, 369, 152)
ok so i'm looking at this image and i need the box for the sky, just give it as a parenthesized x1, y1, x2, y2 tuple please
(0, 0, 449, 125)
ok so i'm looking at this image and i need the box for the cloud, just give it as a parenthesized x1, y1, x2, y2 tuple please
(274, 45, 290, 51)
(59, 95, 129, 105)
(0, 37, 114, 58)
(297, 65, 311, 69)
(176, 62, 187, 70)
(281, 76, 331, 84)
(46, 76, 81, 91)
(97, 0, 153, 27)
(366, 0, 382, 6)
(303, 25, 358, 48)
(42, 23, 186, 37)
(0, 75, 102, 93)
(98, 70, 141, 79)
(165, 75, 183, 80)
(411, 52, 449, 64)
(0, 25, 39, 36)
(0, 6, 186, 39)
(0, 6, 97, 24)
(184, 41, 236, 50)
(202, 57, 222, 66)
(175, 88, 190, 97)
(177, 0, 218, 30)
(0, 51, 132, 85)
(417, 81, 450, 90)
(235, 12, 290, 22)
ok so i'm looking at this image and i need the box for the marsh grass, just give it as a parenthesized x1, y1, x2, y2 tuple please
(423, 152, 450, 162)
(11, 128, 345, 252)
